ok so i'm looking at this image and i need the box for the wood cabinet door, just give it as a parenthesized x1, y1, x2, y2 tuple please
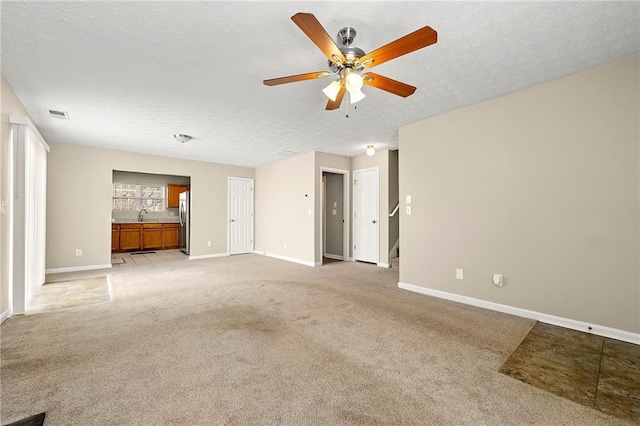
(163, 224, 179, 249)
(120, 225, 142, 251)
(111, 225, 119, 252)
(142, 224, 163, 249)
(167, 184, 189, 208)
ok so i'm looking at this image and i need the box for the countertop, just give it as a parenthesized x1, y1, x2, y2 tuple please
(112, 218, 180, 224)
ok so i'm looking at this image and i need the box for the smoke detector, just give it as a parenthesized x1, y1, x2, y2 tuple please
(174, 134, 192, 143)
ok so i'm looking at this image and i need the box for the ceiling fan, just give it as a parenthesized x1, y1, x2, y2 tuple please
(263, 13, 438, 111)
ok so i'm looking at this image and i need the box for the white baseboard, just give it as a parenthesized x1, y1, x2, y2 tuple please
(377, 262, 390, 268)
(188, 253, 228, 260)
(398, 282, 640, 345)
(323, 253, 344, 261)
(1, 307, 12, 324)
(45, 264, 112, 274)
(254, 251, 316, 267)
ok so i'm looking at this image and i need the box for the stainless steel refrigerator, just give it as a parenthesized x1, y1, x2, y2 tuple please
(179, 191, 190, 255)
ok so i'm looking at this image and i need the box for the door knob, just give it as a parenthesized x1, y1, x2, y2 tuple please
(231, 219, 236, 222)
(372, 220, 377, 224)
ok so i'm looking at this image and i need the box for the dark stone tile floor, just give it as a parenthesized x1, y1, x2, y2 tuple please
(500, 322, 640, 422)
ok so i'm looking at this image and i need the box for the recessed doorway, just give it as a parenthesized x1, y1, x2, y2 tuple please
(321, 168, 349, 265)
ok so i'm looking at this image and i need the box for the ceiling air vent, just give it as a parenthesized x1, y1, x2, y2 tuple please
(277, 149, 299, 156)
(48, 109, 69, 120)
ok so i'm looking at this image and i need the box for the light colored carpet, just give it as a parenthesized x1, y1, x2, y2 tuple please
(0, 255, 631, 425)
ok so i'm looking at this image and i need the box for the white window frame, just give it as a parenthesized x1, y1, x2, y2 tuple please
(112, 183, 165, 212)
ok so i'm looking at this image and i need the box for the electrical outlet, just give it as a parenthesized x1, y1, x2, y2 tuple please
(284, 242, 287, 249)
(456, 268, 463, 280)
(492, 274, 503, 286)
(75, 249, 82, 257)
(207, 241, 211, 247)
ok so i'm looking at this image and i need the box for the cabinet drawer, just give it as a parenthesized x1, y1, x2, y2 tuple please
(143, 223, 163, 229)
(120, 224, 142, 230)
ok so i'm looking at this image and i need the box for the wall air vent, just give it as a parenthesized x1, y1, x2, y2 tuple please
(48, 110, 69, 120)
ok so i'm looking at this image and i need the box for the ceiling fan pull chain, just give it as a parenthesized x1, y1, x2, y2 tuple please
(345, 92, 350, 118)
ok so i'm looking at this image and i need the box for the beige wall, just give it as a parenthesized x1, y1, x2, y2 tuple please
(351, 150, 390, 265)
(47, 142, 253, 269)
(323, 172, 344, 257)
(399, 55, 640, 333)
(255, 152, 316, 264)
(1, 75, 34, 315)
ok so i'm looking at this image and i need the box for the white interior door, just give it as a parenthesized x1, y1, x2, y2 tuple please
(228, 177, 253, 255)
(353, 168, 378, 263)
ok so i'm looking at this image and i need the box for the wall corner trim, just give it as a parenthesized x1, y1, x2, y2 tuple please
(188, 253, 228, 260)
(398, 281, 640, 345)
(1, 307, 13, 325)
(45, 264, 113, 274)
(254, 251, 316, 267)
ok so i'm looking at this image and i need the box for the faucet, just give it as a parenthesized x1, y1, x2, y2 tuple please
(138, 208, 148, 222)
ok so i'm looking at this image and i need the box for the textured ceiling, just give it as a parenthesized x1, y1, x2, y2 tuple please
(2, 1, 639, 168)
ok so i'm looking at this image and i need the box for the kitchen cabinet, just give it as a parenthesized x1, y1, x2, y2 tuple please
(112, 223, 182, 252)
(112, 225, 119, 252)
(142, 224, 163, 249)
(163, 223, 179, 249)
(119, 224, 142, 251)
(167, 184, 189, 208)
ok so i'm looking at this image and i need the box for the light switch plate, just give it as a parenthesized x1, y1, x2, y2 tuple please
(333, 202, 337, 208)
(456, 268, 464, 280)
(406, 195, 412, 204)
(405, 206, 412, 215)
(332, 209, 337, 216)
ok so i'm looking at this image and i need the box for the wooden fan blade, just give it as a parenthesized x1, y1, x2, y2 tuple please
(292, 13, 346, 65)
(363, 72, 416, 97)
(359, 26, 437, 69)
(326, 84, 346, 110)
(263, 71, 329, 86)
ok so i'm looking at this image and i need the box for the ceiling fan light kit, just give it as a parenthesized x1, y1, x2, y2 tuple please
(349, 89, 366, 104)
(263, 13, 438, 114)
(366, 145, 375, 156)
(322, 80, 342, 102)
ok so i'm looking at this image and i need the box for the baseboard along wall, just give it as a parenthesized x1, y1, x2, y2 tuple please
(1, 307, 12, 324)
(188, 253, 228, 260)
(254, 251, 317, 267)
(323, 253, 344, 261)
(45, 264, 113, 274)
(398, 282, 640, 345)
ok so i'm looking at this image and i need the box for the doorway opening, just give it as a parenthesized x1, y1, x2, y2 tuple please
(111, 170, 190, 259)
(321, 168, 349, 265)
